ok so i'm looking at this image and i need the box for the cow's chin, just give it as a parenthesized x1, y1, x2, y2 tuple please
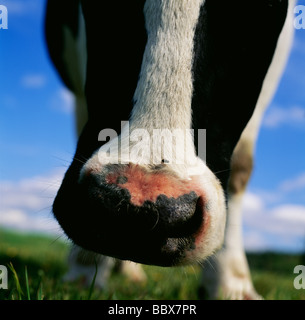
(53, 157, 226, 267)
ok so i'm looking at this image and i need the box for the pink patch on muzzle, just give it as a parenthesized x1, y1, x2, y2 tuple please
(105, 164, 206, 206)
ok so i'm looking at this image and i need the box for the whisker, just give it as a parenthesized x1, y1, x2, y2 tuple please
(213, 168, 231, 175)
(33, 205, 53, 215)
(51, 154, 74, 165)
(73, 156, 88, 165)
(49, 234, 65, 246)
(189, 264, 198, 280)
(204, 255, 217, 274)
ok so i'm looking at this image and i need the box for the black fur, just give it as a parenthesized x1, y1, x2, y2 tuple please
(45, 0, 82, 93)
(192, 0, 288, 189)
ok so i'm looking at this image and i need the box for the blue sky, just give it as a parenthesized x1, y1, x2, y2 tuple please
(0, 0, 305, 253)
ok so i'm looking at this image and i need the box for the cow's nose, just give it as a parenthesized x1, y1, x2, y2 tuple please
(53, 163, 207, 265)
(80, 164, 203, 239)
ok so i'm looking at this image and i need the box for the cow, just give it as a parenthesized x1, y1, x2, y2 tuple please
(45, 0, 295, 299)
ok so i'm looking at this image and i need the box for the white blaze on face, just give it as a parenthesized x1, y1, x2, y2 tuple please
(129, 0, 206, 177)
(131, 0, 205, 129)
(85, 0, 207, 177)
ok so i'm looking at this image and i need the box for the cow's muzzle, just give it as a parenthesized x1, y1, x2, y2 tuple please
(53, 163, 208, 266)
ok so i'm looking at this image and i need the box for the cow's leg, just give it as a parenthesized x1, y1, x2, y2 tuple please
(62, 245, 115, 288)
(115, 260, 147, 283)
(200, 136, 261, 300)
(199, 3, 294, 299)
(63, 246, 147, 288)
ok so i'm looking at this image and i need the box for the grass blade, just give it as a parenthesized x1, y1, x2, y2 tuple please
(87, 258, 98, 300)
(8, 262, 24, 300)
(37, 282, 43, 300)
(25, 266, 31, 300)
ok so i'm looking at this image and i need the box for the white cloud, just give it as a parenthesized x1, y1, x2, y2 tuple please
(279, 172, 305, 192)
(50, 88, 75, 114)
(250, 172, 305, 208)
(21, 74, 47, 89)
(243, 231, 270, 252)
(266, 205, 305, 236)
(262, 105, 305, 128)
(242, 192, 305, 252)
(1, 209, 27, 225)
(0, 169, 66, 234)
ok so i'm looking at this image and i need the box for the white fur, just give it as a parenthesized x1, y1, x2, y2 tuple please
(131, 0, 204, 130)
(130, 0, 205, 177)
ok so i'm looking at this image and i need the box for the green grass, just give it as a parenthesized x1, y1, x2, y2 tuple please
(1, 228, 305, 300)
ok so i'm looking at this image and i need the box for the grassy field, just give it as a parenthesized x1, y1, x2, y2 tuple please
(0, 228, 305, 300)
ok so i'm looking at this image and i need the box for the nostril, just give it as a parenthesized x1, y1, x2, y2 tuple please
(167, 196, 203, 238)
(152, 192, 203, 238)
